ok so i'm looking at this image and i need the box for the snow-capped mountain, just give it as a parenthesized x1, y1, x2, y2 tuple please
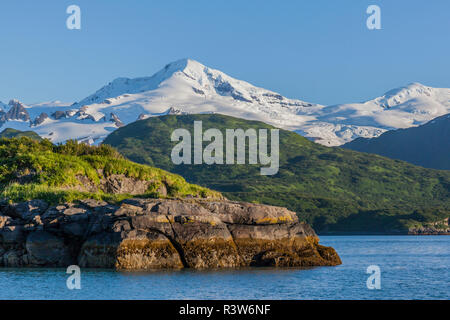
(0, 59, 449, 146)
(0, 99, 113, 144)
(70, 59, 323, 129)
(304, 82, 450, 145)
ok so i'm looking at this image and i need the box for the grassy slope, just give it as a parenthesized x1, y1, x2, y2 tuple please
(0, 128, 42, 140)
(103, 114, 450, 233)
(0, 137, 220, 204)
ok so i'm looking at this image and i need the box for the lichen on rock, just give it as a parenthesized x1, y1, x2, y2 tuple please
(0, 198, 341, 269)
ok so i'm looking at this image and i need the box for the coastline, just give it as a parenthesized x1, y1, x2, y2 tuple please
(319, 232, 450, 236)
(0, 198, 341, 269)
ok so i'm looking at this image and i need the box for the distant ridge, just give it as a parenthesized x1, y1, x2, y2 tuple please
(342, 113, 450, 170)
(1, 60, 449, 145)
(103, 113, 450, 233)
(0, 128, 42, 140)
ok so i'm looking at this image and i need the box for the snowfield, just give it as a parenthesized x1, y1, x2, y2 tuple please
(1, 59, 449, 146)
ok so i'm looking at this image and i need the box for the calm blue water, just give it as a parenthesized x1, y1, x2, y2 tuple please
(1, 236, 448, 300)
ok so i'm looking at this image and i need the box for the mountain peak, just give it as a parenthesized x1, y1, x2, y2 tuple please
(385, 82, 429, 95)
(8, 99, 25, 107)
(373, 82, 436, 108)
(5, 99, 30, 122)
(75, 58, 209, 107)
(407, 82, 426, 87)
(29, 59, 447, 147)
(152, 58, 206, 82)
(163, 58, 205, 72)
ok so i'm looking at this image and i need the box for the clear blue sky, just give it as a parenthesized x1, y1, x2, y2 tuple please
(0, 0, 449, 105)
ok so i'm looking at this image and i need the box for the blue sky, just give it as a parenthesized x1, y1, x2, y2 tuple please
(0, 0, 449, 105)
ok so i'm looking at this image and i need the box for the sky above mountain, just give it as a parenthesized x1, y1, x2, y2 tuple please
(0, 0, 449, 105)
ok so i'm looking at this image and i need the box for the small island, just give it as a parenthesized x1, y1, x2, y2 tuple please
(0, 137, 340, 269)
(0, 198, 341, 269)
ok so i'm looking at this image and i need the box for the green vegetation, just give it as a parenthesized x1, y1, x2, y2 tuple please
(0, 128, 42, 140)
(103, 114, 450, 233)
(0, 137, 220, 204)
(343, 113, 450, 170)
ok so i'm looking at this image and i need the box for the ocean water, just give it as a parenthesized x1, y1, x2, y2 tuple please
(0, 236, 448, 300)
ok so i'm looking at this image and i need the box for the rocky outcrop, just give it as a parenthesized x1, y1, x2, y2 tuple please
(166, 107, 189, 115)
(32, 113, 49, 126)
(138, 113, 150, 120)
(109, 113, 124, 127)
(6, 100, 30, 122)
(51, 110, 70, 120)
(75, 106, 97, 122)
(73, 174, 167, 196)
(0, 198, 341, 269)
(408, 218, 450, 235)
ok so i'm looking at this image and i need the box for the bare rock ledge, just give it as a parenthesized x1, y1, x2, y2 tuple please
(0, 199, 341, 269)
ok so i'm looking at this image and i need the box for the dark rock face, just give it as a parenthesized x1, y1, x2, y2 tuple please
(6, 100, 30, 122)
(138, 113, 148, 120)
(51, 110, 69, 120)
(26, 231, 72, 265)
(32, 113, 49, 126)
(0, 198, 341, 269)
(166, 107, 189, 115)
(7, 200, 48, 221)
(109, 113, 124, 127)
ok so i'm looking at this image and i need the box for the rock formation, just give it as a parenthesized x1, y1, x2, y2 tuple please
(51, 110, 69, 120)
(6, 100, 30, 122)
(32, 112, 49, 126)
(0, 198, 341, 270)
(109, 113, 124, 127)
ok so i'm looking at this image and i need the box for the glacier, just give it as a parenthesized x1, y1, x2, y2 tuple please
(1, 59, 449, 146)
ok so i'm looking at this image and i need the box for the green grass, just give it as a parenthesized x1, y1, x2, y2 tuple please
(0, 137, 221, 204)
(0, 128, 42, 140)
(0, 183, 132, 204)
(103, 114, 450, 233)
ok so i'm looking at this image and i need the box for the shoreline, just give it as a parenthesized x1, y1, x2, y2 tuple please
(0, 198, 342, 269)
(318, 232, 450, 236)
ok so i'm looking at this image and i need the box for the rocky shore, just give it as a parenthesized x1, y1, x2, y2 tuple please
(0, 198, 341, 269)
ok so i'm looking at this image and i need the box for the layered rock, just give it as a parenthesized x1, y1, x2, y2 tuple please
(0, 198, 341, 269)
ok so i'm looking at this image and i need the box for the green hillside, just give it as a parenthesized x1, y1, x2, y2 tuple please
(0, 128, 42, 140)
(103, 114, 450, 233)
(343, 113, 450, 170)
(0, 137, 221, 204)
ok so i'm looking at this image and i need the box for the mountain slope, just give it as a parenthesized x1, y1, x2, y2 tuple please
(0, 137, 220, 204)
(0, 128, 42, 140)
(103, 114, 450, 233)
(1, 59, 448, 146)
(308, 82, 450, 145)
(0, 99, 119, 145)
(342, 114, 450, 170)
